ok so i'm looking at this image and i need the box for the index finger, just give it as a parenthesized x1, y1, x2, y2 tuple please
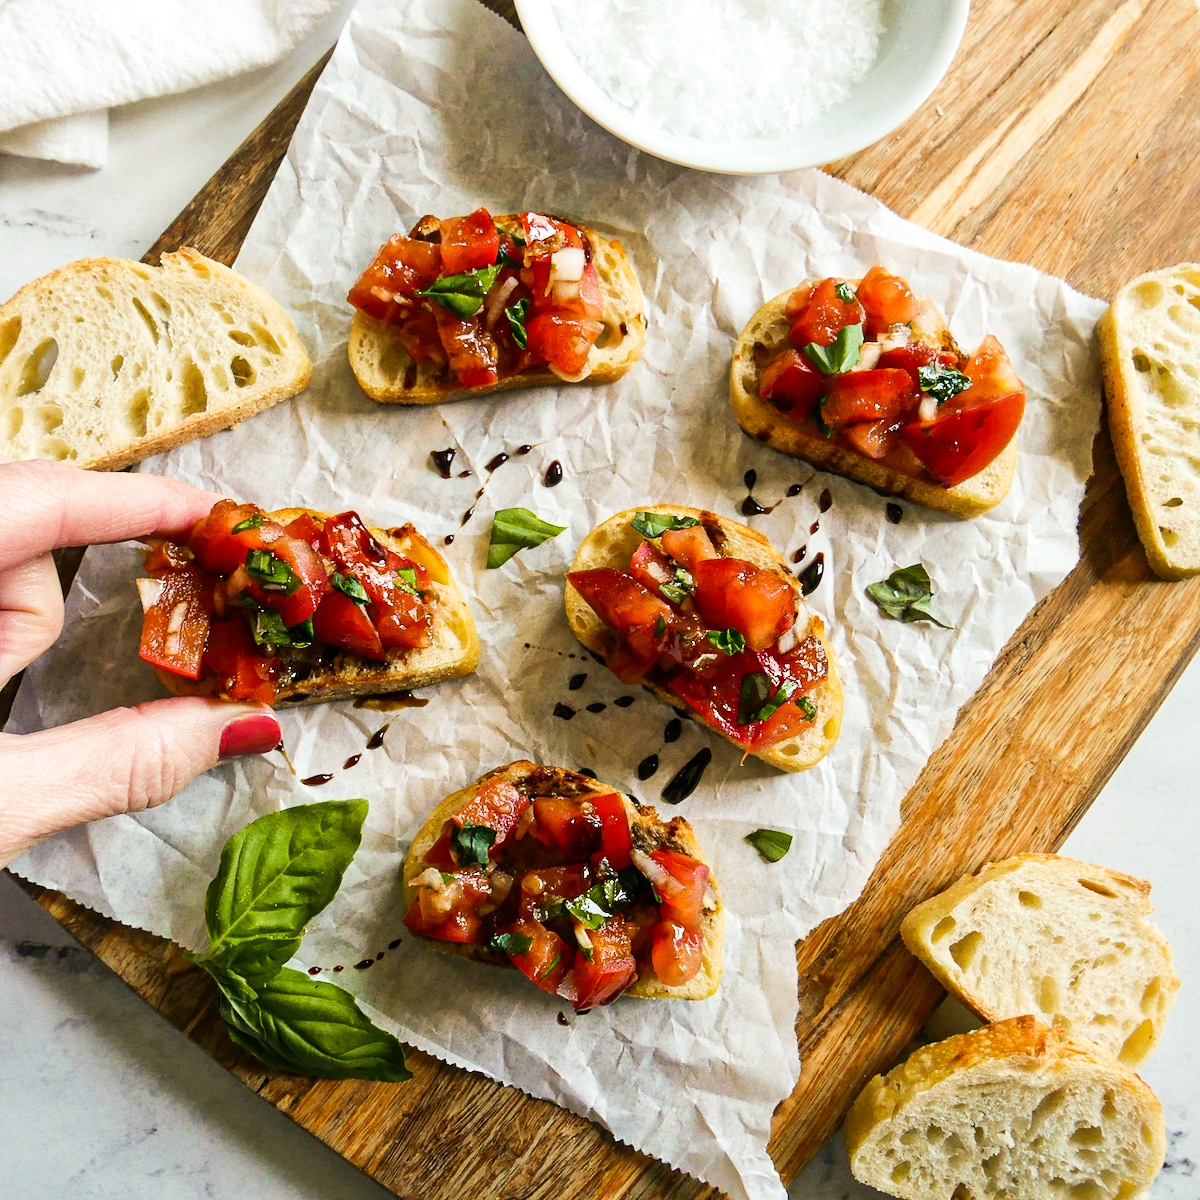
(0, 460, 225, 572)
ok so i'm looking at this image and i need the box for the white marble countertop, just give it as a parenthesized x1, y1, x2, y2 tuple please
(0, 11, 1195, 1197)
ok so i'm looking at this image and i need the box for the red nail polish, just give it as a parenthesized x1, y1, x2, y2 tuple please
(219, 713, 282, 759)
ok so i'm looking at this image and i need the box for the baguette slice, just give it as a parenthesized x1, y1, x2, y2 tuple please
(402, 760, 724, 1001)
(844, 1015, 1166, 1200)
(151, 508, 479, 707)
(564, 505, 842, 772)
(349, 214, 646, 404)
(729, 286, 1017, 518)
(0, 248, 312, 470)
(1098, 263, 1200, 578)
(901, 854, 1179, 1068)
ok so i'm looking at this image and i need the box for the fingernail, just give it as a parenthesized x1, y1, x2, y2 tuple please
(219, 713, 282, 760)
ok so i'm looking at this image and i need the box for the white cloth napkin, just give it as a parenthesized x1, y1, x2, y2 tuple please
(0, 0, 342, 169)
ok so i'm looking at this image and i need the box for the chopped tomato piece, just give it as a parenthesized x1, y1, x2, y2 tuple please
(311, 590, 384, 661)
(660, 524, 718, 572)
(403, 866, 490, 943)
(571, 915, 637, 1010)
(876, 343, 959, 388)
(188, 499, 270, 575)
(438, 207, 499, 275)
(203, 617, 278, 705)
(246, 534, 328, 627)
(433, 306, 499, 388)
(759, 348, 826, 419)
(500, 918, 573, 996)
(901, 392, 1026, 488)
(518, 863, 591, 921)
(788, 277, 864, 349)
(649, 849, 709, 931)
(855, 265, 919, 338)
(394, 308, 446, 365)
(649, 921, 702, 987)
(628, 539, 675, 593)
(423, 831, 456, 871)
(524, 311, 602, 375)
(566, 568, 676, 666)
(282, 512, 324, 547)
(692, 558, 796, 653)
(820, 368, 917, 431)
(531, 796, 602, 859)
(138, 568, 212, 680)
(374, 587, 432, 650)
(347, 234, 441, 324)
(453, 778, 529, 853)
(840, 419, 894, 460)
(746, 638, 827, 748)
(960, 334, 1025, 405)
(588, 791, 633, 870)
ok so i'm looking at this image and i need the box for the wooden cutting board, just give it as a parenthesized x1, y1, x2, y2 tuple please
(8, 0, 1200, 1195)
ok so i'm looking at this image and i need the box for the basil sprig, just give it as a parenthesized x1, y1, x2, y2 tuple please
(189, 801, 412, 1082)
(331, 571, 369, 604)
(505, 297, 530, 348)
(417, 263, 502, 318)
(803, 323, 864, 376)
(659, 566, 695, 605)
(737, 672, 798, 725)
(745, 828, 793, 863)
(245, 549, 300, 596)
(451, 822, 496, 868)
(917, 363, 972, 405)
(231, 513, 265, 534)
(488, 931, 534, 956)
(705, 628, 745, 656)
(866, 563, 952, 627)
(630, 512, 701, 539)
(486, 507, 567, 569)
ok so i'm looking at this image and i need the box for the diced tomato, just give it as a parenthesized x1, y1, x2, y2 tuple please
(374, 587, 432, 650)
(788, 277, 864, 349)
(588, 791, 633, 871)
(347, 234, 442, 324)
(876, 343, 959, 388)
(667, 648, 757, 746)
(960, 334, 1025, 405)
(423, 830, 456, 871)
(746, 637, 828, 748)
(840, 419, 894, 460)
(188, 499, 269, 575)
(659, 524, 718, 572)
(500, 918, 573, 996)
(246, 535, 328, 627)
(855, 265, 919, 338)
(394, 308, 446, 365)
(901, 392, 1026, 488)
(759, 348, 826, 419)
(452, 778, 529, 853)
(649, 850, 709, 931)
(139, 567, 212, 680)
(518, 863, 591, 921)
(433, 306, 499, 388)
(628, 539, 675, 593)
(282, 512, 324, 548)
(531, 796, 602, 859)
(820, 368, 917, 431)
(571, 916, 637, 1010)
(524, 311, 602, 375)
(141, 538, 192, 575)
(403, 866, 491, 943)
(439, 207, 499, 275)
(692, 558, 796, 653)
(784, 281, 816, 320)
(567, 568, 676, 666)
(203, 617, 278, 704)
(649, 920, 703, 987)
(311, 590, 384, 660)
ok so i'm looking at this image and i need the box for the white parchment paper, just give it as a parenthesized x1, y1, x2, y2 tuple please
(8, 1, 1107, 1196)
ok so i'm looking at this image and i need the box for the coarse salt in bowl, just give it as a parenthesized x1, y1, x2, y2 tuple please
(513, 0, 971, 174)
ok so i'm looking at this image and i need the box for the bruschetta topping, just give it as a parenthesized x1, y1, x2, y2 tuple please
(759, 266, 1027, 488)
(348, 207, 607, 388)
(138, 500, 435, 705)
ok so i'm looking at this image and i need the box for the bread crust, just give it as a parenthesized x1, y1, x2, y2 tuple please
(348, 216, 646, 404)
(401, 760, 724, 1001)
(729, 287, 1017, 518)
(564, 505, 843, 772)
(152, 508, 479, 707)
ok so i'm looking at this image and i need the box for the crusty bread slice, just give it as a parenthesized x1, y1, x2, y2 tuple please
(901, 854, 1179, 1068)
(0, 248, 312, 471)
(151, 508, 479, 707)
(564, 505, 843, 772)
(729, 287, 1017, 518)
(1098, 263, 1200, 578)
(844, 1015, 1166, 1200)
(348, 216, 646, 404)
(402, 760, 724, 1001)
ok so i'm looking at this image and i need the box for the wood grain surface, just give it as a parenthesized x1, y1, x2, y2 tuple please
(9, 0, 1200, 1196)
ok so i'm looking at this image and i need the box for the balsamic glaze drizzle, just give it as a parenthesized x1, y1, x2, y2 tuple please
(568, 673, 587, 690)
(663, 717, 682, 743)
(661, 749, 712, 805)
(886, 502, 903, 524)
(553, 703, 577, 720)
(301, 773, 334, 786)
(543, 460, 563, 487)
(637, 754, 659, 781)
(798, 551, 825, 596)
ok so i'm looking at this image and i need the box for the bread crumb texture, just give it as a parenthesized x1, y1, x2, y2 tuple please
(844, 1016, 1166, 1200)
(1099, 263, 1200, 577)
(0, 248, 312, 470)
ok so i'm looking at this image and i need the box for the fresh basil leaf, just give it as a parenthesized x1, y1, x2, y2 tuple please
(834, 281, 857, 305)
(505, 297, 530, 348)
(653, 614, 667, 637)
(218, 968, 411, 1082)
(745, 828, 793, 863)
(539, 953, 562, 981)
(245, 549, 300, 596)
(540, 868, 646, 926)
(564, 893, 610, 930)
(488, 931, 533, 956)
(394, 567, 421, 597)
(658, 567, 695, 605)
(737, 671, 797, 725)
(866, 563, 952, 628)
(231, 513, 265, 534)
(417, 263, 502, 318)
(331, 571, 369, 604)
(629, 511, 701, 539)
(917, 363, 972, 405)
(451, 822, 496, 868)
(486, 507, 567, 569)
(705, 628, 745, 656)
(796, 694, 817, 721)
(803, 322, 864, 376)
(246, 606, 289, 647)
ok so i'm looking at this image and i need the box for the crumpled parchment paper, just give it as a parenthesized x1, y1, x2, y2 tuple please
(7, 0, 1107, 1196)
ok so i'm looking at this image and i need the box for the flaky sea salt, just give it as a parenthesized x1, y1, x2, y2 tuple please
(550, 0, 884, 141)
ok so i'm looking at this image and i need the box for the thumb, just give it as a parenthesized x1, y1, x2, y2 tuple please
(1, 698, 281, 867)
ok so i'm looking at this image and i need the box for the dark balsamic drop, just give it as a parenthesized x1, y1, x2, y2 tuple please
(743, 468, 757, 490)
(486, 452, 509, 473)
(798, 551, 825, 596)
(354, 959, 375, 970)
(740, 495, 767, 517)
(376, 952, 385, 961)
(333, 965, 344, 973)
(553, 703, 577, 720)
(388, 938, 402, 949)
(787, 482, 803, 497)
(343, 754, 362, 770)
(557, 1011, 574, 1026)
(585, 702, 607, 713)
(755, 430, 772, 442)
(516, 444, 534, 455)
(613, 695, 635, 708)
(661, 749, 712, 805)
(810, 520, 820, 534)
(431, 448, 456, 478)
(462, 506, 475, 524)
(443, 534, 454, 545)
(367, 724, 390, 750)
(886, 502, 903, 524)
(302, 773, 334, 786)
(307, 966, 321, 976)
(819, 487, 833, 513)
(543, 459, 563, 488)
(458, 470, 472, 478)
(275, 740, 285, 752)
(637, 754, 659, 781)
(792, 546, 807, 564)
(577, 768, 598, 779)
(663, 717, 682, 743)
(568, 672, 587, 690)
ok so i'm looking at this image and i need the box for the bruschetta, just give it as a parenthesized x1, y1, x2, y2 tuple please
(402, 760, 723, 1008)
(137, 500, 479, 706)
(348, 208, 646, 403)
(730, 267, 1027, 518)
(564, 506, 842, 772)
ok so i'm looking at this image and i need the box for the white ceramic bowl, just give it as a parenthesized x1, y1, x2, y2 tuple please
(513, 0, 970, 175)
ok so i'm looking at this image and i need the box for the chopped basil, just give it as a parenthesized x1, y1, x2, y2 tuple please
(488, 931, 533, 956)
(504, 297, 530, 348)
(658, 567, 695, 605)
(244, 548, 300, 596)
(917, 363, 973, 405)
(834, 281, 857, 305)
(796, 694, 817, 721)
(539, 953, 563, 980)
(486, 507, 567, 569)
(564, 894, 610, 931)
(745, 828, 793, 863)
(539, 867, 646, 926)
(866, 563, 952, 627)
(331, 571, 369, 604)
(451, 822, 496, 868)
(737, 671, 797, 725)
(653, 614, 667, 637)
(231, 513, 265, 534)
(241, 600, 312, 648)
(814, 397, 834, 438)
(394, 566, 421, 596)
(498, 245, 524, 269)
(630, 511, 701, 539)
(417, 263, 503, 318)
(803, 322, 864, 376)
(705, 628, 745, 656)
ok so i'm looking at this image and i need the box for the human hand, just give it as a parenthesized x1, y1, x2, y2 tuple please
(0, 460, 281, 868)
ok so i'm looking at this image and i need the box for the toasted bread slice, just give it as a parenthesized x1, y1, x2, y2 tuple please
(1098, 264, 1200, 578)
(844, 1016, 1166, 1200)
(0, 248, 312, 471)
(901, 854, 1179, 1068)
(402, 760, 724, 1001)
(150, 508, 479, 707)
(729, 287, 1017, 518)
(564, 505, 842, 772)
(348, 215, 646, 404)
